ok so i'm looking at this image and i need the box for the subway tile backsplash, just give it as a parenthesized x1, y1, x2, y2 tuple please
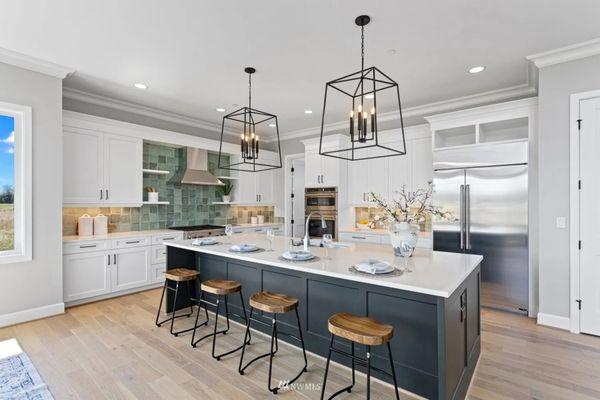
(62, 142, 276, 235)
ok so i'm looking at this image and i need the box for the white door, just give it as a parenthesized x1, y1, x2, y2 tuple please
(63, 129, 104, 204)
(579, 97, 600, 336)
(64, 251, 110, 302)
(104, 134, 142, 204)
(305, 151, 322, 187)
(111, 247, 151, 292)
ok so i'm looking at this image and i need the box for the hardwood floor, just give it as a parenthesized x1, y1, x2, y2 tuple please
(1, 289, 599, 400)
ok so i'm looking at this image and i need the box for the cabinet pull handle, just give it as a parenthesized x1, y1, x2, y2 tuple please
(113, 254, 117, 264)
(106, 189, 109, 200)
(125, 240, 140, 244)
(351, 236, 366, 240)
(100, 190, 103, 200)
(107, 254, 111, 265)
(162, 237, 175, 241)
(79, 244, 97, 249)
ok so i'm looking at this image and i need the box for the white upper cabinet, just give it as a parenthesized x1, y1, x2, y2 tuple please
(256, 169, 274, 203)
(63, 129, 104, 204)
(230, 156, 275, 204)
(63, 129, 142, 206)
(347, 148, 388, 205)
(411, 137, 433, 192)
(304, 151, 323, 187)
(303, 136, 346, 188)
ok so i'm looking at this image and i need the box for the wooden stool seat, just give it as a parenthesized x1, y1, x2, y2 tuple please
(163, 268, 199, 282)
(249, 291, 298, 314)
(201, 279, 242, 295)
(328, 312, 393, 346)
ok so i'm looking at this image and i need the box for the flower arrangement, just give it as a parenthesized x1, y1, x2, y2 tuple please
(369, 182, 454, 225)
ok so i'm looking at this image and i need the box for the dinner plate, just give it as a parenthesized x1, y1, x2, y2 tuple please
(230, 244, 259, 252)
(192, 238, 217, 246)
(355, 260, 395, 274)
(282, 250, 315, 261)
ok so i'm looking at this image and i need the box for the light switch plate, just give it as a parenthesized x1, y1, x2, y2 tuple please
(556, 217, 567, 229)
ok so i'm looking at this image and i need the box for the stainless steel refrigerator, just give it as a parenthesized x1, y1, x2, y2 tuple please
(433, 141, 529, 313)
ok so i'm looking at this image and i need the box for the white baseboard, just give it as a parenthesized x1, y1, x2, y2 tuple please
(537, 312, 570, 331)
(0, 302, 65, 328)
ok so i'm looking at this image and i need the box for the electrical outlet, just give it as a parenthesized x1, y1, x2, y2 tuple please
(556, 217, 567, 229)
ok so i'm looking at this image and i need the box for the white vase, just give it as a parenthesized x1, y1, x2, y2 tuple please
(388, 221, 419, 257)
(148, 192, 159, 203)
(222, 195, 231, 203)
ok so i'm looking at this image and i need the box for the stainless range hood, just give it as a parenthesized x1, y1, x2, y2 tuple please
(180, 148, 224, 185)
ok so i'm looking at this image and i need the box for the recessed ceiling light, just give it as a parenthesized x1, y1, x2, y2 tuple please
(304, 110, 313, 114)
(133, 82, 148, 89)
(216, 107, 226, 112)
(387, 49, 397, 55)
(268, 123, 276, 127)
(468, 66, 485, 74)
(365, 93, 374, 99)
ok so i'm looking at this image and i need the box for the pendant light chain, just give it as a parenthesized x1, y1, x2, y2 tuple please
(361, 24, 365, 72)
(248, 72, 252, 110)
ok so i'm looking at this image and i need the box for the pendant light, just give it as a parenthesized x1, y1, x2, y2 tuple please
(218, 67, 282, 172)
(319, 15, 407, 161)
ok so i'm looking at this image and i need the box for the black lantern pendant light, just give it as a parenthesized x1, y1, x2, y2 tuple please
(319, 15, 407, 161)
(218, 67, 282, 172)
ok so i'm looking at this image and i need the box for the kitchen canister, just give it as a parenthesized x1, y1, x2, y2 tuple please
(93, 213, 108, 236)
(148, 192, 159, 203)
(251, 216, 258, 225)
(257, 215, 265, 224)
(78, 214, 93, 236)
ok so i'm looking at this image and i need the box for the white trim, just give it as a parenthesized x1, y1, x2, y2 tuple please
(568, 89, 600, 333)
(527, 38, 600, 68)
(63, 87, 239, 140)
(0, 46, 74, 79)
(0, 302, 64, 328)
(537, 313, 571, 331)
(283, 153, 306, 237)
(0, 101, 32, 264)
(273, 84, 536, 143)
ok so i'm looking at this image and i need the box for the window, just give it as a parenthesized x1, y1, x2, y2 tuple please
(0, 101, 31, 263)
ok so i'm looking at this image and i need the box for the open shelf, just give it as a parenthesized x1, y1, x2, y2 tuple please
(142, 201, 170, 205)
(143, 169, 170, 175)
(212, 201, 237, 205)
(434, 125, 476, 149)
(479, 117, 528, 143)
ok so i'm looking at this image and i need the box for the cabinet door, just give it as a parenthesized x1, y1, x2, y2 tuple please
(111, 247, 151, 292)
(321, 154, 339, 187)
(411, 137, 433, 192)
(347, 158, 369, 204)
(103, 134, 142, 204)
(63, 129, 104, 204)
(305, 151, 322, 187)
(388, 141, 411, 200)
(230, 156, 257, 203)
(367, 148, 388, 201)
(64, 251, 110, 302)
(256, 169, 274, 203)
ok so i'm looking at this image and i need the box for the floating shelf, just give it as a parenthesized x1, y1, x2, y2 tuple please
(143, 169, 170, 175)
(212, 201, 237, 205)
(142, 201, 170, 205)
(216, 175, 239, 180)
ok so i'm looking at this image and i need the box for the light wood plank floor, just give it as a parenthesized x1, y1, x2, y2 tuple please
(0, 289, 599, 400)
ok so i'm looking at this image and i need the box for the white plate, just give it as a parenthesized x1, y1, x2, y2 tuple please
(355, 260, 394, 274)
(282, 250, 315, 261)
(230, 244, 259, 252)
(192, 238, 217, 246)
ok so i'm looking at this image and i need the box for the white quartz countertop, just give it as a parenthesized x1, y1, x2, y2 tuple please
(233, 223, 283, 228)
(165, 233, 482, 298)
(63, 229, 181, 242)
(339, 227, 433, 237)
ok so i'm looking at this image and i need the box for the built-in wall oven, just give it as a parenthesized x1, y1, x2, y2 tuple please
(305, 187, 338, 239)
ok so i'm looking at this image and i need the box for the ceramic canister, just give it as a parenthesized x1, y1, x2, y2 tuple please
(78, 214, 94, 236)
(93, 213, 108, 235)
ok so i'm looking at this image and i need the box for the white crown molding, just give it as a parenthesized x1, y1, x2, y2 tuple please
(527, 37, 600, 68)
(273, 83, 536, 143)
(0, 47, 74, 79)
(63, 87, 239, 139)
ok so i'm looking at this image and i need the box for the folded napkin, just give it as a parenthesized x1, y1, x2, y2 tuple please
(231, 244, 257, 252)
(355, 259, 392, 274)
(282, 250, 313, 260)
(192, 237, 217, 246)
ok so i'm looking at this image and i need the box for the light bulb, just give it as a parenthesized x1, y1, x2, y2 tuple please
(350, 110, 354, 117)
(371, 107, 375, 115)
(358, 104, 362, 113)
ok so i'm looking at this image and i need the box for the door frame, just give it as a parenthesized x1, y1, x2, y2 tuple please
(284, 152, 306, 237)
(569, 89, 600, 333)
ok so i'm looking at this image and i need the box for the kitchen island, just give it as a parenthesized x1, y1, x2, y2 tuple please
(164, 234, 482, 400)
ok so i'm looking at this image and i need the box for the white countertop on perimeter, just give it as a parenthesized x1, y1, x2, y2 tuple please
(165, 233, 482, 298)
(63, 229, 181, 242)
(339, 227, 433, 237)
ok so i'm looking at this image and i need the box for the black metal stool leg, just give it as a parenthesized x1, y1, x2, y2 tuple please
(190, 290, 209, 346)
(320, 334, 335, 400)
(295, 308, 308, 373)
(239, 290, 252, 344)
(169, 282, 180, 335)
(350, 341, 355, 390)
(223, 295, 230, 334)
(186, 280, 194, 316)
(366, 345, 372, 400)
(211, 296, 221, 357)
(267, 315, 279, 394)
(155, 280, 167, 326)
(387, 342, 400, 400)
(238, 307, 253, 375)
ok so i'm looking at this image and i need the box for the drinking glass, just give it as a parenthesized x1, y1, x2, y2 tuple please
(266, 228, 275, 251)
(322, 234, 333, 259)
(225, 224, 233, 243)
(399, 241, 414, 272)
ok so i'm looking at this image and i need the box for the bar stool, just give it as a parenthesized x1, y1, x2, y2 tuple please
(238, 291, 308, 394)
(155, 268, 202, 336)
(190, 279, 251, 360)
(320, 312, 399, 400)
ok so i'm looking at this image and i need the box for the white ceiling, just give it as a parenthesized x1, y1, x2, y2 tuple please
(2, 0, 600, 137)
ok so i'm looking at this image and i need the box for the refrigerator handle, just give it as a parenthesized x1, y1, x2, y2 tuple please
(459, 184, 465, 250)
(465, 184, 471, 250)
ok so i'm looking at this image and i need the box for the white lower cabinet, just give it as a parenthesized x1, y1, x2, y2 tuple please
(64, 252, 111, 302)
(111, 247, 151, 292)
(339, 231, 433, 249)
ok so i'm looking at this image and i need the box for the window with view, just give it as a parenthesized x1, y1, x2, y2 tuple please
(0, 101, 31, 263)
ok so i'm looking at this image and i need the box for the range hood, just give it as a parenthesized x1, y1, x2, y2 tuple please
(180, 148, 224, 185)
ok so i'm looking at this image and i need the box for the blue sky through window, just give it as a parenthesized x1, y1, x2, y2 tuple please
(0, 115, 15, 188)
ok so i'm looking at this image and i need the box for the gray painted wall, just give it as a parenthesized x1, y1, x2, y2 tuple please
(0, 62, 63, 317)
(538, 54, 600, 318)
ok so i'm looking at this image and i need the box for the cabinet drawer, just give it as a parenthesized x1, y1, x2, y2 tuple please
(151, 245, 168, 264)
(151, 263, 166, 283)
(63, 240, 110, 255)
(250, 227, 266, 233)
(339, 232, 381, 244)
(112, 236, 151, 249)
(152, 232, 183, 245)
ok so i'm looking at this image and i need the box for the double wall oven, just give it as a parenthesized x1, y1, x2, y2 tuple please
(305, 187, 337, 239)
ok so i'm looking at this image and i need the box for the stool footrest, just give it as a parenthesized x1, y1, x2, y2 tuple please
(329, 346, 394, 378)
